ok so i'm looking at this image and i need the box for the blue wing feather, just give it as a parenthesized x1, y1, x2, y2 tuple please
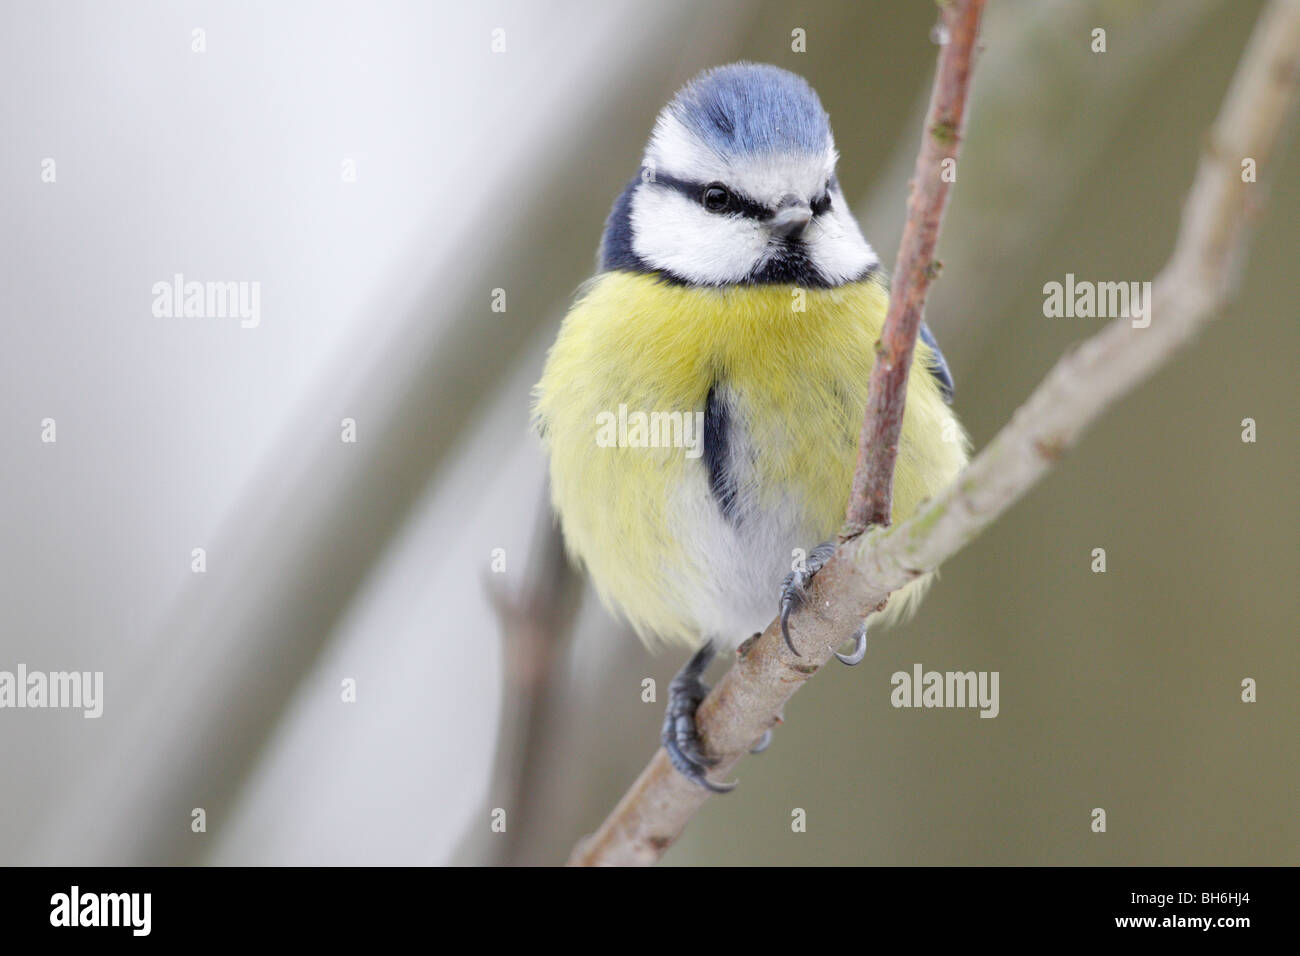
(918, 321, 955, 403)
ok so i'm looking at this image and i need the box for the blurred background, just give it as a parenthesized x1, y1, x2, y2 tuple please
(0, 0, 1294, 866)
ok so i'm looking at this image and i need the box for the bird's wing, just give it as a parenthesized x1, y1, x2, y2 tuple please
(918, 320, 955, 403)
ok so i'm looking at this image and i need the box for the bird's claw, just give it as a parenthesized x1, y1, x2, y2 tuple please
(778, 541, 838, 656)
(835, 622, 868, 666)
(661, 641, 736, 793)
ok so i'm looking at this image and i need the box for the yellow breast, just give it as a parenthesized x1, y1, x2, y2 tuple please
(533, 271, 968, 647)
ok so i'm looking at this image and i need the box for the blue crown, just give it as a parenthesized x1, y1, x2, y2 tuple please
(664, 63, 831, 157)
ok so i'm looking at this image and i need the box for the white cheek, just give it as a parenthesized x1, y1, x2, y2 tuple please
(630, 187, 766, 284)
(804, 190, 877, 283)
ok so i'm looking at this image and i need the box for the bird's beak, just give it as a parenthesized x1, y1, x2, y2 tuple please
(768, 194, 812, 240)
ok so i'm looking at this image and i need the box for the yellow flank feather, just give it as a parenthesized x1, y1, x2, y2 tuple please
(533, 270, 969, 649)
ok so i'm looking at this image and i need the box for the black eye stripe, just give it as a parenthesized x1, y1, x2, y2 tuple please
(643, 169, 835, 221)
(648, 171, 771, 221)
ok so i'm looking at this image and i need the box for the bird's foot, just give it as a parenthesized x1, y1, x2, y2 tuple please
(780, 543, 872, 665)
(660, 640, 736, 793)
(779, 540, 838, 656)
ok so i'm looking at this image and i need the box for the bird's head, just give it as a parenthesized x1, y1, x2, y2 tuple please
(601, 62, 878, 288)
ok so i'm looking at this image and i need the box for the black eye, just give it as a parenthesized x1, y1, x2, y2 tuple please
(701, 183, 731, 212)
(811, 189, 832, 216)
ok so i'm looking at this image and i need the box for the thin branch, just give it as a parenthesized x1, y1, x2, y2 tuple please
(845, 0, 986, 537)
(466, 490, 581, 866)
(568, 0, 1300, 866)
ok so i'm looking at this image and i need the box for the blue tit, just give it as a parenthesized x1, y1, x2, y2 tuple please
(533, 63, 969, 789)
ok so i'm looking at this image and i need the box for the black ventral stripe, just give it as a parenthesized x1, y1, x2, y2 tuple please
(703, 384, 740, 524)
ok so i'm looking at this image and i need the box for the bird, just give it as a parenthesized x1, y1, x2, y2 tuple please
(533, 62, 969, 791)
